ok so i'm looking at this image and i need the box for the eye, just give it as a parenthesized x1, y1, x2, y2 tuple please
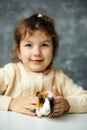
(25, 43, 32, 48)
(41, 43, 49, 47)
(40, 97, 45, 104)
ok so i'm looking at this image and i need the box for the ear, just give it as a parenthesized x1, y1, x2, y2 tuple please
(41, 91, 48, 97)
(35, 91, 40, 96)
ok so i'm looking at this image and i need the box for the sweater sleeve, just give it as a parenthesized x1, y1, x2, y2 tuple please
(0, 63, 15, 110)
(54, 69, 87, 113)
(0, 96, 12, 110)
(61, 73, 87, 113)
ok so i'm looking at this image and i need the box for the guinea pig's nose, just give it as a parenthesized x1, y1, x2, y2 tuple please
(46, 109, 50, 113)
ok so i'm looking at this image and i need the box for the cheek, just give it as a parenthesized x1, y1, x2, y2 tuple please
(20, 49, 30, 59)
(44, 49, 53, 59)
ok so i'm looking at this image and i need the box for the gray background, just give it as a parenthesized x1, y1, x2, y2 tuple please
(0, 0, 87, 89)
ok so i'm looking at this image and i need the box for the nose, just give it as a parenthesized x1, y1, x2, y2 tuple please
(46, 109, 50, 113)
(33, 46, 41, 57)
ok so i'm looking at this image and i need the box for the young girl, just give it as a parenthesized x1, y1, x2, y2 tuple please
(0, 13, 87, 117)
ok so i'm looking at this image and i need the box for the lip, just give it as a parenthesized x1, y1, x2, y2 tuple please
(30, 59, 43, 64)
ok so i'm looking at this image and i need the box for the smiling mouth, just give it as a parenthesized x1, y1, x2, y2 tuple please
(31, 60, 43, 64)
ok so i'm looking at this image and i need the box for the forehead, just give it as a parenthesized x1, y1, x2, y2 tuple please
(22, 30, 52, 41)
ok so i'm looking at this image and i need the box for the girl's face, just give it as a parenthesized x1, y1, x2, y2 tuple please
(18, 30, 53, 73)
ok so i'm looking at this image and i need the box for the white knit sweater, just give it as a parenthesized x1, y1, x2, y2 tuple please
(0, 62, 87, 113)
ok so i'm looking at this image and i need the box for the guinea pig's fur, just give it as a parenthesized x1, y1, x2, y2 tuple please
(35, 91, 54, 117)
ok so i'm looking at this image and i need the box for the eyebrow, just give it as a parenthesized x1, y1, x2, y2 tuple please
(25, 39, 51, 44)
(42, 40, 51, 43)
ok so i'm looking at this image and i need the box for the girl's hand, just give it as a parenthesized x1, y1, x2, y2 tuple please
(8, 96, 38, 116)
(51, 86, 70, 117)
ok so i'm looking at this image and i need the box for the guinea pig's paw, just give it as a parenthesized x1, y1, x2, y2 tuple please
(35, 110, 42, 118)
(37, 115, 42, 118)
(36, 113, 42, 118)
(48, 114, 54, 118)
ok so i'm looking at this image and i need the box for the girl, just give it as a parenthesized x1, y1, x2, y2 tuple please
(0, 13, 87, 117)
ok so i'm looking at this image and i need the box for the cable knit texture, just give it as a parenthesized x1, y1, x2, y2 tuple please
(0, 62, 87, 112)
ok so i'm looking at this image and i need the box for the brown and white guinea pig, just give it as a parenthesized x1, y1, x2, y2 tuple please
(35, 91, 54, 117)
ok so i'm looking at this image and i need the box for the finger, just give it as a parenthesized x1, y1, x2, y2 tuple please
(52, 86, 60, 96)
(23, 109, 36, 116)
(51, 112, 63, 117)
(49, 111, 63, 118)
(52, 109, 64, 117)
(54, 104, 62, 110)
(25, 104, 37, 111)
(54, 96, 63, 104)
(53, 107, 63, 113)
(28, 97, 38, 104)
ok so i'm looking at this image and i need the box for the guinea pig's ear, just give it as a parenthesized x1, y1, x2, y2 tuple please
(35, 91, 40, 96)
(41, 91, 48, 97)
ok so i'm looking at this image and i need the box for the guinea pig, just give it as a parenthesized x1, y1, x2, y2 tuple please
(35, 91, 54, 117)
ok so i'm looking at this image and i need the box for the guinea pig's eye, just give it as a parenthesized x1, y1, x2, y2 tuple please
(40, 97, 45, 104)
(50, 98, 54, 113)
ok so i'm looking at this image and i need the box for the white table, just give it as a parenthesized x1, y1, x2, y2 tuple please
(0, 110, 87, 130)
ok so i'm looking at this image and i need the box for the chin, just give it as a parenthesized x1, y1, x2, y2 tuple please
(30, 66, 46, 72)
(31, 68, 45, 73)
